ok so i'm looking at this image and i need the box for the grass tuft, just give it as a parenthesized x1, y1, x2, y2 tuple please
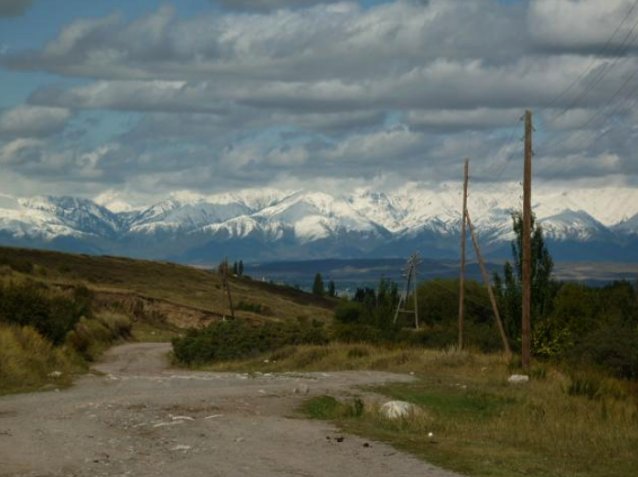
(0, 324, 75, 394)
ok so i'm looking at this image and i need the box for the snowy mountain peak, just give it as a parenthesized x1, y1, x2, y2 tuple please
(1, 184, 638, 262)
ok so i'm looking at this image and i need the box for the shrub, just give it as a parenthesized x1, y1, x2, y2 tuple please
(332, 323, 387, 344)
(172, 319, 329, 365)
(66, 312, 132, 361)
(0, 281, 89, 345)
(573, 324, 638, 380)
(334, 301, 364, 324)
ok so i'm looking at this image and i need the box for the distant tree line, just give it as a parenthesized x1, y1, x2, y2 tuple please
(232, 260, 244, 277)
(312, 273, 336, 297)
(330, 212, 638, 380)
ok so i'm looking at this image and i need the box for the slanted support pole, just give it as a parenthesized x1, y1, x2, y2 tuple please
(466, 211, 511, 356)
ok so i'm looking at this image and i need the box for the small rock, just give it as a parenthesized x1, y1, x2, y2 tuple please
(335, 436, 344, 443)
(363, 442, 370, 448)
(380, 400, 415, 419)
(235, 437, 244, 443)
(508, 374, 530, 384)
(171, 445, 191, 452)
(48, 370, 62, 378)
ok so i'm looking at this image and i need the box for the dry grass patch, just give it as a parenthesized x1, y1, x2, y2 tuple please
(0, 324, 75, 394)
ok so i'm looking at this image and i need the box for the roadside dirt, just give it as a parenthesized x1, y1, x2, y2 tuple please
(0, 343, 463, 477)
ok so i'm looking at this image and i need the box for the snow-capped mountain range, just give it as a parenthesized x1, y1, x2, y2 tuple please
(1, 183, 638, 263)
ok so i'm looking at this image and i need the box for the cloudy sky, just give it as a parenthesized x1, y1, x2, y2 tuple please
(1, 0, 638, 206)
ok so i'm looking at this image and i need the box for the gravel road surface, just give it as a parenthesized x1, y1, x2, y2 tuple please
(0, 343, 463, 477)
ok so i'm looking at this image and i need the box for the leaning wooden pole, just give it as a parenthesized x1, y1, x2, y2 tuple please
(522, 110, 533, 370)
(219, 259, 235, 320)
(413, 265, 419, 330)
(466, 211, 511, 356)
(458, 159, 469, 349)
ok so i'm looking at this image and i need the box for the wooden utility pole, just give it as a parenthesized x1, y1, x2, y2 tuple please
(218, 259, 235, 320)
(522, 110, 533, 370)
(458, 159, 469, 350)
(466, 211, 511, 356)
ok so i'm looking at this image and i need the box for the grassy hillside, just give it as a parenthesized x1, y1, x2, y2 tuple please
(0, 246, 335, 329)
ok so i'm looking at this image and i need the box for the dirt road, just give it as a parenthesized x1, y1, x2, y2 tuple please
(0, 343, 462, 477)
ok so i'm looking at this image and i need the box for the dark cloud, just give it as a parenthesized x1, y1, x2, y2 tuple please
(1, 0, 638, 198)
(0, 105, 71, 138)
(0, 0, 33, 17)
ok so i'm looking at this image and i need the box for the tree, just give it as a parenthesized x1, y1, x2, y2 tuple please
(238, 260, 244, 277)
(327, 280, 336, 297)
(232, 261, 238, 276)
(312, 273, 325, 296)
(494, 211, 556, 344)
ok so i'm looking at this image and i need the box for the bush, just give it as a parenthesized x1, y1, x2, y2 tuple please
(172, 319, 329, 365)
(332, 323, 387, 344)
(334, 301, 364, 324)
(66, 312, 132, 361)
(573, 325, 638, 380)
(0, 281, 91, 345)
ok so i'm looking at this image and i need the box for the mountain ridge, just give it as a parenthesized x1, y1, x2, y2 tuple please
(1, 186, 638, 263)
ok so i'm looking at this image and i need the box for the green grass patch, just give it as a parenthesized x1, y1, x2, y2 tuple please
(377, 382, 514, 421)
(302, 395, 365, 420)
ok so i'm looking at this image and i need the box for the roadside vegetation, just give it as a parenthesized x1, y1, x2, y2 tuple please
(0, 280, 132, 394)
(205, 343, 638, 477)
(172, 213, 638, 477)
(0, 246, 336, 395)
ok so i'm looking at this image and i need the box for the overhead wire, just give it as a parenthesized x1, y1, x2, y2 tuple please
(544, 0, 638, 125)
(542, 0, 638, 114)
(537, 1, 638, 155)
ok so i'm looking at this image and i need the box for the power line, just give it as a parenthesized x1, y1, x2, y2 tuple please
(545, 0, 638, 124)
